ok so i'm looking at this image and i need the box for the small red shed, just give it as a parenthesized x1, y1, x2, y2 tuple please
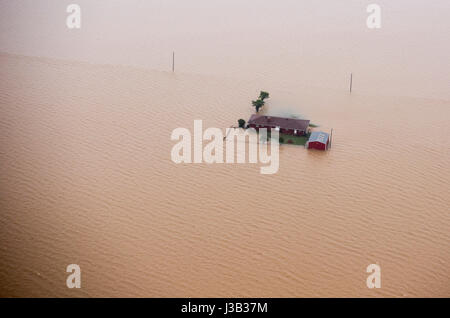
(307, 131, 330, 150)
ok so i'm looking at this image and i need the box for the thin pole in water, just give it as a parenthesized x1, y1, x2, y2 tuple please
(350, 73, 353, 93)
(172, 51, 175, 72)
(330, 128, 333, 149)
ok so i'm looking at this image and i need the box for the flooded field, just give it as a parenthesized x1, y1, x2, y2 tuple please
(0, 0, 449, 297)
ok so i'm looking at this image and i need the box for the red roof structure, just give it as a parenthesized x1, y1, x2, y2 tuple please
(307, 131, 330, 150)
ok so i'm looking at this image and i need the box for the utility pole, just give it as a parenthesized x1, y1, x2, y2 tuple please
(172, 51, 175, 72)
(350, 73, 353, 93)
(330, 128, 333, 149)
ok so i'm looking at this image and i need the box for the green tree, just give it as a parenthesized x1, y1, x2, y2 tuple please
(238, 119, 246, 128)
(252, 99, 265, 112)
(259, 91, 270, 101)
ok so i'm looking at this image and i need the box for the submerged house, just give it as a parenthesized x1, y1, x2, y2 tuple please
(247, 114, 310, 136)
(306, 131, 330, 150)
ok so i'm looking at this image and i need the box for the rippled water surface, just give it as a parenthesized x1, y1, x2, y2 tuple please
(0, 0, 449, 297)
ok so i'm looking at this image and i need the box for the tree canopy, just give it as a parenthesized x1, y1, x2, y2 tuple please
(259, 91, 270, 101)
(252, 99, 265, 112)
(251, 91, 270, 113)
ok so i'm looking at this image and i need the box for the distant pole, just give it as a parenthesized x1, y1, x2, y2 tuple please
(172, 51, 175, 72)
(350, 73, 353, 93)
(330, 128, 333, 149)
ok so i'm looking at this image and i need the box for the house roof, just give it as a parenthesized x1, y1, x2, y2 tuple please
(248, 114, 310, 131)
(308, 131, 329, 144)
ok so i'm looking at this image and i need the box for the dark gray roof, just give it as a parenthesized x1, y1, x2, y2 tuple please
(248, 114, 310, 131)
